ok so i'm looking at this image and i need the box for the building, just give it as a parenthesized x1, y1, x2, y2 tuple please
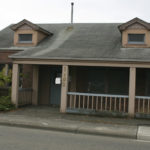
(0, 17, 150, 118)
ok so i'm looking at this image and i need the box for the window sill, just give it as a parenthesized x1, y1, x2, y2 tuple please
(128, 42, 145, 44)
(124, 43, 148, 48)
(15, 42, 36, 47)
(126, 43, 147, 46)
(17, 42, 33, 44)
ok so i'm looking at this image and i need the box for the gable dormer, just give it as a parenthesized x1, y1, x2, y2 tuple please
(10, 19, 52, 47)
(118, 18, 150, 48)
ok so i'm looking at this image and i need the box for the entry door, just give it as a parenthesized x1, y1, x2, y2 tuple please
(50, 67, 62, 106)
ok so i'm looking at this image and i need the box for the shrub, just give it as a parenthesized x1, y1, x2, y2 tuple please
(0, 68, 12, 87)
(0, 96, 15, 111)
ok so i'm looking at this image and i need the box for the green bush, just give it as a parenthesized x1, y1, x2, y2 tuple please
(0, 96, 15, 111)
(0, 68, 12, 87)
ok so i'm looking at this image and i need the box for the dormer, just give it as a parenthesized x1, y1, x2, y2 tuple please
(118, 18, 150, 48)
(10, 19, 52, 47)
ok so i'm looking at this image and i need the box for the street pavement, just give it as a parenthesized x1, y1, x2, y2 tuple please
(0, 106, 150, 140)
(0, 125, 150, 150)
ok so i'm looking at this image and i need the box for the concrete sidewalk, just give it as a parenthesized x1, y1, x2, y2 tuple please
(0, 106, 150, 140)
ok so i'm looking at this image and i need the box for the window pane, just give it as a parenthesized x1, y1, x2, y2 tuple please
(128, 34, 145, 43)
(19, 34, 32, 42)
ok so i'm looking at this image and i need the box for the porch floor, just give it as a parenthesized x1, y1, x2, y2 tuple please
(0, 106, 150, 126)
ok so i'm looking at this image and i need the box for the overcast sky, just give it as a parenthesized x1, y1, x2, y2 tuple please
(0, 0, 150, 30)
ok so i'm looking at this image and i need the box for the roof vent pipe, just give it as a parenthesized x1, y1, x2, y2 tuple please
(71, 2, 74, 24)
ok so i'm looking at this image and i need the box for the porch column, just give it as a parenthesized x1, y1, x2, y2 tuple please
(11, 64, 19, 108)
(128, 67, 136, 117)
(60, 65, 69, 113)
(32, 65, 39, 105)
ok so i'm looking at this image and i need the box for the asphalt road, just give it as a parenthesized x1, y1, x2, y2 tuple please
(0, 125, 149, 150)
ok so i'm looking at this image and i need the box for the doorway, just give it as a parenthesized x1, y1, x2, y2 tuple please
(50, 66, 62, 106)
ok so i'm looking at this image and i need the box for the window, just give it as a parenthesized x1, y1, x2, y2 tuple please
(128, 34, 145, 44)
(18, 34, 32, 43)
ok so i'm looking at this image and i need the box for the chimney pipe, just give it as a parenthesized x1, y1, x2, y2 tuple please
(71, 2, 74, 24)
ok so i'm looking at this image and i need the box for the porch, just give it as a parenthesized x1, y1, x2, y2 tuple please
(67, 67, 150, 118)
(11, 63, 150, 118)
(15, 65, 62, 107)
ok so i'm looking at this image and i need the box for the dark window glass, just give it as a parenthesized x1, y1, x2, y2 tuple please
(19, 34, 32, 43)
(128, 34, 145, 44)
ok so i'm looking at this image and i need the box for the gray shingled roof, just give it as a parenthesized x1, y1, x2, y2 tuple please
(0, 25, 14, 48)
(1, 23, 150, 62)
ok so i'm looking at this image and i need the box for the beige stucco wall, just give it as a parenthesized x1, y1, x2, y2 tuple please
(14, 29, 38, 46)
(122, 29, 150, 48)
(14, 25, 47, 46)
(37, 31, 47, 43)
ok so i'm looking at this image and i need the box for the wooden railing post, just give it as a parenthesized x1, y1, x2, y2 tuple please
(60, 65, 69, 113)
(32, 65, 39, 105)
(11, 64, 19, 108)
(67, 92, 129, 113)
(128, 67, 136, 117)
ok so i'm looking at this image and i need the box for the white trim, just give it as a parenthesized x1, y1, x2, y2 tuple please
(67, 92, 129, 98)
(135, 96, 150, 99)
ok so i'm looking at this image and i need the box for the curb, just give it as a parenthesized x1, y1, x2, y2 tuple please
(0, 119, 138, 139)
(77, 125, 138, 139)
(0, 120, 78, 133)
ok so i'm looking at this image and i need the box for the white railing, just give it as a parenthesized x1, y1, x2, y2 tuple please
(67, 92, 129, 113)
(135, 96, 150, 114)
(18, 88, 32, 106)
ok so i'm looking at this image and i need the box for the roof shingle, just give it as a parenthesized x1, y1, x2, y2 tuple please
(1, 23, 150, 62)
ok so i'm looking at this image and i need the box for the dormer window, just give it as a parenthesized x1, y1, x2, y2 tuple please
(19, 34, 32, 43)
(128, 34, 145, 44)
(11, 19, 52, 46)
(118, 18, 150, 48)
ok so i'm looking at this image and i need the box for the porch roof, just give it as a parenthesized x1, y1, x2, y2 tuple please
(1, 23, 150, 62)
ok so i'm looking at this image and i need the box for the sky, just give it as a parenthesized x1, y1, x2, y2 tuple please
(0, 0, 150, 30)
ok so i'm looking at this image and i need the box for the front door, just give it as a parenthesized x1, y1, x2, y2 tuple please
(50, 66, 62, 106)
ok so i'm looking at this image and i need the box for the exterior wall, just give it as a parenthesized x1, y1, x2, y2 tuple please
(38, 66, 51, 105)
(122, 27, 150, 48)
(0, 51, 20, 63)
(14, 25, 47, 47)
(37, 31, 47, 43)
(22, 65, 33, 88)
(14, 29, 38, 46)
